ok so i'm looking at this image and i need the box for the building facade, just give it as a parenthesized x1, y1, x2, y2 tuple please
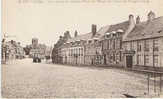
(51, 31, 71, 63)
(123, 11, 163, 70)
(52, 11, 163, 71)
(29, 38, 46, 58)
(101, 14, 135, 67)
(60, 24, 108, 66)
(84, 25, 109, 65)
(1, 40, 25, 64)
(61, 40, 85, 65)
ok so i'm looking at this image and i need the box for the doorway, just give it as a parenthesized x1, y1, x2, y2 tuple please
(126, 56, 133, 68)
(104, 54, 106, 65)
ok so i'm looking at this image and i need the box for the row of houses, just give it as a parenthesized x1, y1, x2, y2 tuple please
(52, 11, 163, 70)
(1, 39, 25, 64)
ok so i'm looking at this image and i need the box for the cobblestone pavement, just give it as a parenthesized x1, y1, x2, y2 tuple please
(2, 58, 160, 98)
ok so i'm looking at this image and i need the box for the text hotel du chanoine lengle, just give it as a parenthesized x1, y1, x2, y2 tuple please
(18, 0, 150, 4)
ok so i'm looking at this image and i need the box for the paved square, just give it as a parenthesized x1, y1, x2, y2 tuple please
(2, 58, 158, 98)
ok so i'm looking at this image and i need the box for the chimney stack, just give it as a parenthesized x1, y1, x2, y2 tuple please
(74, 30, 78, 37)
(147, 11, 155, 22)
(123, 14, 135, 40)
(129, 14, 135, 25)
(92, 24, 97, 36)
(136, 16, 140, 24)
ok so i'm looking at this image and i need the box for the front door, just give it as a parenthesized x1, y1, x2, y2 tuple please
(104, 54, 106, 65)
(126, 56, 133, 68)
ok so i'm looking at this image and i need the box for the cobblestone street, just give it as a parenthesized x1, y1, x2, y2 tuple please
(2, 58, 158, 98)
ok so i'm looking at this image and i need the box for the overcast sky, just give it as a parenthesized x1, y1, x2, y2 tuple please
(2, 0, 163, 47)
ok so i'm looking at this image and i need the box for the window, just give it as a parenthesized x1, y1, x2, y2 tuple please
(113, 39, 116, 49)
(81, 48, 83, 56)
(71, 49, 73, 56)
(94, 40, 98, 43)
(88, 40, 92, 44)
(137, 55, 141, 65)
(154, 55, 159, 67)
(107, 40, 110, 49)
(103, 40, 107, 50)
(78, 48, 79, 56)
(106, 35, 110, 38)
(144, 40, 149, 51)
(130, 42, 134, 50)
(120, 40, 122, 49)
(115, 40, 119, 49)
(137, 41, 141, 52)
(144, 55, 149, 66)
(153, 39, 159, 51)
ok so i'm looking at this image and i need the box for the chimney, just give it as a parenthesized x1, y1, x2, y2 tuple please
(147, 11, 155, 22)
(11, 40, 14, 44)
(59, 36, 63, 40)
(123, 14, 135, 40)
(92, 24, 97, 36)
(136, 16, 140, 24)
(64, 31, 71, 39)
(129, 14, 135, 25)
(74, 30, 78, 37)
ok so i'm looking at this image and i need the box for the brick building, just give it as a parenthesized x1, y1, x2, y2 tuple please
(101, 14, 135, 67)
(123, 11, 163, 70)
(60, 24, 109, 66)
(52, 11, 163, 71)
(84, 25, 109, 65)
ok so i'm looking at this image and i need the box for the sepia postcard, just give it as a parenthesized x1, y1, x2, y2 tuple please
(1, 0, 163, 98)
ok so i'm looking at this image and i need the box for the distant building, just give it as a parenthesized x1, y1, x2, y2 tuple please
(61, 31, 85, 65)
(1, 40, 25, 64)
(45, 46, 53, 57)
(32, 38, 38, 48)
(29, 38, 46, 58)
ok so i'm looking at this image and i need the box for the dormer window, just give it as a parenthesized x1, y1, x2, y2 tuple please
(88, 40, 92, 44)
(111, 31, 116, 37)
(117, 29, 124, 33)
(94, 39, 98, 43)
(106, 35, 110, 38)
(105, 32, 110, 38)
(158, 30, 162, 33)
(112, 31, 116, 34)
(117, 29, 124, 37)
(113, 33, 116, 37)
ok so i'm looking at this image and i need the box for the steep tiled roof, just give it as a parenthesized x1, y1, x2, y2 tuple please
(106, 21, 129, 33)
(67, 25, 110, 43)
(124, 16, 163, 41)
(67, 32, 92, 43)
